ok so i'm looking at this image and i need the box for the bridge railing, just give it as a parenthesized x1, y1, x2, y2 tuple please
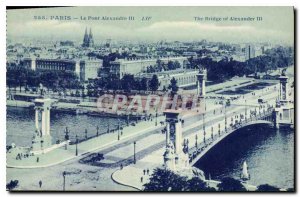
(188, 108, 274, 163)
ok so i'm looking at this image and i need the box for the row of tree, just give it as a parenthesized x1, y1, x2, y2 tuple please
(7, 66, 82, 93)
(143, 168, 293, 192)
(145, 60, 181, 73)
(86, 74, 160, 96)
(189, 46, 294, 82)
(7, 66, 179, 97)
(86, 74, 180, 97)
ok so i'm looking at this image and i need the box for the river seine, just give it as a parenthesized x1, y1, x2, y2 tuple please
(7, 107, 126, 146)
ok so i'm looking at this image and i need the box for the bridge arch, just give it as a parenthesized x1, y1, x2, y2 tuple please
(189, 120, 274, 166)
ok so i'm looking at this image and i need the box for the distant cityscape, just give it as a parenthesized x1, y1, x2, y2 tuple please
(7, 27, 291, 90)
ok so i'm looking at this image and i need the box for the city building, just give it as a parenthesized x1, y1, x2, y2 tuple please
(100, 56, 189, 79)
(136, 69, 199, 90)
(22, 57, 102, 82)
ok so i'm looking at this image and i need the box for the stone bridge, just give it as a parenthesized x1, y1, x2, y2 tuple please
(188, 109, 274, 166)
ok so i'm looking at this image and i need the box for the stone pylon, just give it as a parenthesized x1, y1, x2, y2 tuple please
(163, 110, 189, 171)
(31, 98, 53, 153)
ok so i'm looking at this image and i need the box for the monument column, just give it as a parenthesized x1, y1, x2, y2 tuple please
(196, 68, 207, 97)
(166, 122, 170, 146)
(175, 120, 183, 155)
(32, 98, 53, 153)
(279, 75, 288, 102)
(35, 109, 39, 131)
(163, 110, 189, 170)
(42, 110, 46, 136)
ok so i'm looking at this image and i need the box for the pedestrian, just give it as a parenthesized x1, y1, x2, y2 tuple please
(120, 164, 123, 170)
(36, 157, 39, 163)
(143, 169, 146, 175)
(141, 176, 143, 183)
(39, 180, 42, 188)
(147, 169, 149, 175)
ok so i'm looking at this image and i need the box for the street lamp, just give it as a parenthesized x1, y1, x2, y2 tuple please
(202, 113, 205, 133)
(64, 127, 69, 150)
(224, 104, 227, 132)
(186, 139, 189, 152)
(155, 108, 158, 126)
(127, 114, 129, 126)
(96, 126, 99, 137)
(118, 119, 120, 141)
(75, 134, 78, 156)
(107, 121, 110, 133)
(245, 99, 247, 118)
(85, 129, 88, 139)
(62, 171, 66, 191)
(133, 141, 136, 164)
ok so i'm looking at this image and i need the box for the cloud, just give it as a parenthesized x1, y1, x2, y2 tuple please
(138, 21, 254, 32)
(7, 20, 292, 44)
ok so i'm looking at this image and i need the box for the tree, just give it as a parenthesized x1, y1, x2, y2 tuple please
(121, 74, 135, 93)
(167, 61, 175, 70)
(186, 177, 216, 191)
(149, 74, 159, 92)
(168, 77, 179, 96)
(256, 184, 280, 192)
(6, 180, 19, 190)
(144, 168, 215, 192)
(140, 77, 148, 91)
(217, 177, 247, 191)
(144, 168, 187, 191)
(174, 61, 181, 69)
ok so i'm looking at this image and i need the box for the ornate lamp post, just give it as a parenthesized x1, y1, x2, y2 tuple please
(195, 134, 198, 149)
(224, 104, 227, 132)
(62, 171, 66, 191)
(96, 126, 99, 137)
(118, 119, 120, 141)
(107, 121, 110, 133)
(75, 134, 78, 156)
(155, 108, 158, 126)
(64, 127, 69, 150)
(203, 113, 206, 139)
(133, 141, 136, 164)
(127, 114, 129, 126)
(85, 129, 88, 139)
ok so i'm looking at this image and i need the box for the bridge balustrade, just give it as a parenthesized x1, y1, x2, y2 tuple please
(188, 109, 274, 164)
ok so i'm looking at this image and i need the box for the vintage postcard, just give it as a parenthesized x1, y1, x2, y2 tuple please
(6, 6, 294, 192)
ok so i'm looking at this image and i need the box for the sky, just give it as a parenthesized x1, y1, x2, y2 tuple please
(7, 7, 294, 45)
